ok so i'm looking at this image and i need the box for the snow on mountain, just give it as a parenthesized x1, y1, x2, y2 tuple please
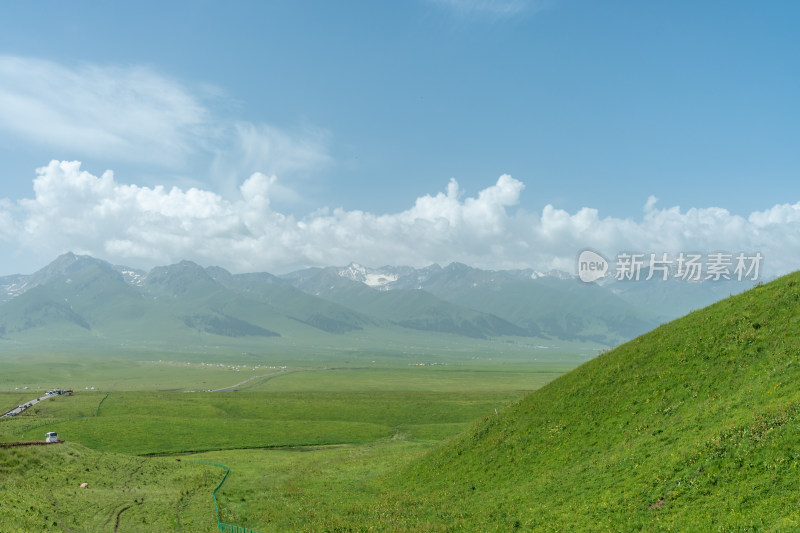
(338, 263, 369, 283)
(331, 262, 578, 292)
(337, 263, 400, 289)
(364, 273, 398, 288)
(0, 276, 29, 303)
(531, 269, 573, 281)
(115, 268, 146, 287)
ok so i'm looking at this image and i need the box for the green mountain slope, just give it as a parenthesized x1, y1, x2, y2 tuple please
(366, 272, 800, 530)
(417, 263, 659, 344)
(207, 267, 372, 334)
(285, 270, 530, 339)
(0, 260, 144, 336)
(606, 274, 758, 323)
(0, 256, 351, 345)
(283, 262, 663, 345)
(1, 255, 551, 353)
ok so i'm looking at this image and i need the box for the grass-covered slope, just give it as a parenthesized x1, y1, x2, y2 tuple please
(367, 272, 800, 530)
(0, 443, 218, 532)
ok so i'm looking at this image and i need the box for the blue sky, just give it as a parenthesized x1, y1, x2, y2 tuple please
(0, 1, 798, 275)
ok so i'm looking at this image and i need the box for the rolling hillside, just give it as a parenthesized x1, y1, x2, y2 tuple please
(361, 271, 800, 530)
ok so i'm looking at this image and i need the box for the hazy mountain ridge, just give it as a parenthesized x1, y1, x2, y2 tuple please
(0, 253, 757, 346)
(280, 261, 751, 344)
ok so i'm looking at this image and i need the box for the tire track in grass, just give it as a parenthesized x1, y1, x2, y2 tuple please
(114, 505, 131, 532)
(113, 498, 145, 532)
(95, 393, 109, 416)
(122, 461, 144, 490)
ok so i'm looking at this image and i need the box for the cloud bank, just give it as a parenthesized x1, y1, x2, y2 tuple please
(2, 160, 799, 277)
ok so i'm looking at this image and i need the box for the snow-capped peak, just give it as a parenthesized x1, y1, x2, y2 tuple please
(338, 262, 369, 283)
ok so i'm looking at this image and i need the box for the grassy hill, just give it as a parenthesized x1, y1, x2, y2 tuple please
(355, 271, 800, 530)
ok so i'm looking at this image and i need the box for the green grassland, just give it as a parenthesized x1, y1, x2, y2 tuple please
(1, 390, 521, 456)
(193, 441, 433, 531)
(5, 273, 800, 531)
(0, 357, 558, 531)
(0, 325, 596, 392)
(0, 443, 219, 532)
(0, 355, 285, 394)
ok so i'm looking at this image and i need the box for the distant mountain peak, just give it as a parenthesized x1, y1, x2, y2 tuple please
(444, 262, 471, 272)
(142, 260, 218, 296)
(49, 251, 88, 269)
(17, 252, 115, 292)
(338, 263, 368, 281)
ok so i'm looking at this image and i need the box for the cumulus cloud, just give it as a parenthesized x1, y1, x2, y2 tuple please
(1, 161, 799, 277)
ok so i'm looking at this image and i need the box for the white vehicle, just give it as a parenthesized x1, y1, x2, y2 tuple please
(45, 432, 59, 443)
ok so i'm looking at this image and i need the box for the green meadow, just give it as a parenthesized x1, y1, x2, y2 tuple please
(5, 273, 800, 530)
(0, 341, 582, 532)
(0, 443, 218, 532)
(2, 389, 522, 456)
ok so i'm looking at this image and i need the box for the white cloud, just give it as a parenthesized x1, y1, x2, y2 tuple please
(210, 122, 331, 204)
(0, 55, 330, 193)
(1, 161, 799, 278)
(0, 56, 208, 167)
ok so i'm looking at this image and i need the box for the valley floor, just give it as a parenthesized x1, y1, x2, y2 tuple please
(0, 357, 570, 532)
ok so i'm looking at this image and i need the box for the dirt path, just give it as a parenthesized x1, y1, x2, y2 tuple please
(210, 375, 266, 392)
(210, 369, 288, 392)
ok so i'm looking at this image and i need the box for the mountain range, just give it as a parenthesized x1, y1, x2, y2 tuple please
(0, 253, 758, 350)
